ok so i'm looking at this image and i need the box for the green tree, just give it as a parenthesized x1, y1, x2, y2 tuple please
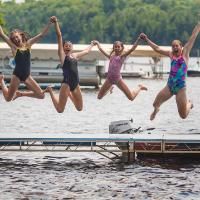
(0, 0, 199, 54)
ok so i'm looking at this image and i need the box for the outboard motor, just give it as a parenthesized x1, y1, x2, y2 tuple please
(109, 119, 133, 134)
(109, 119, 136, 162)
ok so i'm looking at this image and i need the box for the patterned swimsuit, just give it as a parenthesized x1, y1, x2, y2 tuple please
(167, 55, 187, 95)
(107, 55, 125, 84)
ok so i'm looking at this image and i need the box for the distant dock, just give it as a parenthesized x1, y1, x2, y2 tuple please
(0, 62, 102, 88)
(0, 42, 171, 87)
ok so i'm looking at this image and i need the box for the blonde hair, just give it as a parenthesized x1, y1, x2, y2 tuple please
(171, 39, 182, 47)
(9, 29, 30, 43)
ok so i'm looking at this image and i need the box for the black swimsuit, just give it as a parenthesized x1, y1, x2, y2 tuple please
(62, 56, 79, 91)
(13, 48, 31, 82)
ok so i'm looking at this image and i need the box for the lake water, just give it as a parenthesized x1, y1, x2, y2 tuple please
(0, 77, 200, 199)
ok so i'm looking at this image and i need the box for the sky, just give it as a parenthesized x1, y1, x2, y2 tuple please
(2, 0, 25, 3)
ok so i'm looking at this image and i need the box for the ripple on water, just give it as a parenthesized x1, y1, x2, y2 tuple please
(1, 78, 200, 199)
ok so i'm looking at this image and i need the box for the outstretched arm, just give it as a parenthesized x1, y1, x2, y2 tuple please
(51, 16, 65, 65)
(27, 18, 53, 46)
(140, 33, 170, 57)
(122, 36, 140, 57)
(73, 42, 95, 60)
(93, 40, 110, 59)
(0, 25, 16, 50)
(183, 22, 200, 59)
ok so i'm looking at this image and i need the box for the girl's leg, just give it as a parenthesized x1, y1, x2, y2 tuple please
(69, 85, 83, 111)
(44, 83, 70, 113)
(176, 88, 193, 119)
(14, 76, 45, 99)
(0, 74, 20, 102)
(150, 85, 173, 120)
(116, 79, 147, 101)
(97, 79, 113, 99)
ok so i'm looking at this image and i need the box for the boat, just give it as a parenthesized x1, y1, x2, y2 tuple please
(0, 42, 171, 86)
(188, 53, 200, 77)
(187, 70, 200, 77)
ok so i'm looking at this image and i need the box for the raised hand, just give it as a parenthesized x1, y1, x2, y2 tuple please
(92, 40, 100, 46)
(91, 40, 97, 46)
(50, 16, 58, 23)
(139, 33, 147, 41)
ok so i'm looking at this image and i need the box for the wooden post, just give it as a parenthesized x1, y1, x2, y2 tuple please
(152, 56, 163, 78)
(128, 142, 135, 163)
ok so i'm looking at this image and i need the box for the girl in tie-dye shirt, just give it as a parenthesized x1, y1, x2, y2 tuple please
(140, 22, 200, 120)
(167, 53, 187, 95)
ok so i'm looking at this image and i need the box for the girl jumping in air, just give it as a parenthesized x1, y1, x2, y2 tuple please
(0, 18, 53, 101)
(93, 39, 147, 100)
(44, 16, 95, 113)
(140, 22, 200, 120)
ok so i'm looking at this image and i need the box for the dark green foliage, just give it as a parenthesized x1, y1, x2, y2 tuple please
(0, 0, 199, 54)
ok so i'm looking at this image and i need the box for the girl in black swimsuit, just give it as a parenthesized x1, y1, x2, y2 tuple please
(62, 55, 79, 92)
(44, 16, 95, 113)
(0, 19, 53, 102)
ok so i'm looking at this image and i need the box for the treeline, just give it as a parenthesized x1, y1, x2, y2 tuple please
(0, 0, 199, 55)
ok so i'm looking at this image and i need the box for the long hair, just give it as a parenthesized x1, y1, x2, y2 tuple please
(110, 41, 124, 57)
(9, 29, 30, 43)
(171, 39, 183, 54)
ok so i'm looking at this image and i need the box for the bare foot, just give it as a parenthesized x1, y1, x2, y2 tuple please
(150, 108, 160, 121)
(43, 86, 53, 93)
(138, 84, 147, 91)
(109, 86, 114, 94)
(13, 91, 22, 101)
(189, 100, 194, 109)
